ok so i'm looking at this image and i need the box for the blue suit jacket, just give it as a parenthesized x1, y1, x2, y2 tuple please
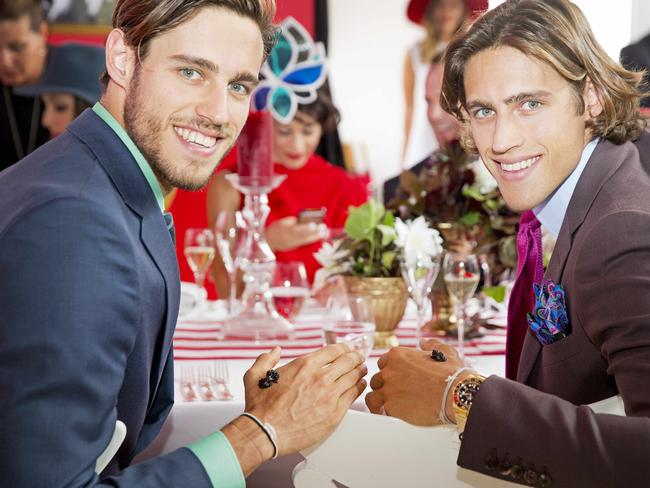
(0, 110, 211, 486)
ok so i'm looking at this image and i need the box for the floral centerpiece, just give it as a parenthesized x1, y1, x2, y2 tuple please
(314, 200, 443, 347)
(387, 140, 518, 285)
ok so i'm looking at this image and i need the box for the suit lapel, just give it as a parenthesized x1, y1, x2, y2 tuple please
(516, 138, 634, 383)
(67, 110, 180, 405)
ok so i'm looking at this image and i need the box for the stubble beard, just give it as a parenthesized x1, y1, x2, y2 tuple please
(123, 69, 234, 192)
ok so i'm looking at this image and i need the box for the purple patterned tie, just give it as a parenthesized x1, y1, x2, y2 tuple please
(506, 210, 544, 379)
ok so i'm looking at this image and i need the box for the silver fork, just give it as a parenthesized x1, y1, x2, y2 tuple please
(195, 365, 217, 401)
(178, 364, 198, 402)
(211, 361, 234, 401)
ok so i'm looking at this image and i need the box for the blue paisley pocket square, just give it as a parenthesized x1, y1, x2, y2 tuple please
(526, 280, 571, 346)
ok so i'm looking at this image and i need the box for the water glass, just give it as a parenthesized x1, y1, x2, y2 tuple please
(270, 261, 310, 320)
(324, 294, 375, 359)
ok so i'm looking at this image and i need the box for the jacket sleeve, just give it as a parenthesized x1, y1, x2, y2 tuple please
(457, 209, 650, 487)
(0, 198, 213, 487)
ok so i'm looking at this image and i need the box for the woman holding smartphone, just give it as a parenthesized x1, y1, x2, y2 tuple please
(207, 18, 368, 296)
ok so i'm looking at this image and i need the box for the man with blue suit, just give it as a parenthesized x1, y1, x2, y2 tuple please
(0, 0, 367, 486)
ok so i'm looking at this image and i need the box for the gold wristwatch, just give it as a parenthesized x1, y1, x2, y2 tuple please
(452, 374, 487, 433)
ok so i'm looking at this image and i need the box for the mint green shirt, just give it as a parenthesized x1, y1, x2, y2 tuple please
(92, 102, 245, 487)
(91, 103, 164, 212)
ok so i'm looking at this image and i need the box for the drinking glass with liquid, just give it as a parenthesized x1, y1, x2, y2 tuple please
(184, 228, 216, 306)
(324, 294, 375, 359)
(443, 253, 480, 361)
(270, 261, 310, 320)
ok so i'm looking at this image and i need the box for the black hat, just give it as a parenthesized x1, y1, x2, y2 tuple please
(16, 43, 105, 105)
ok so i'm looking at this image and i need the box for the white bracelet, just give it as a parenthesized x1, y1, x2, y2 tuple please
(240, 412, 279, 459)
(438, 367, 472, 425)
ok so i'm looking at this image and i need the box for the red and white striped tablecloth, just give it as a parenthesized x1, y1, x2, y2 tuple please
(173, 312, 506, 361)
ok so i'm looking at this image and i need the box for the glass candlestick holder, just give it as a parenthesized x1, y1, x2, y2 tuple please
(221, 173, 296, 341)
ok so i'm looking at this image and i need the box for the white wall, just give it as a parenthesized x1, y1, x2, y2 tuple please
(328, 0, 639, 186)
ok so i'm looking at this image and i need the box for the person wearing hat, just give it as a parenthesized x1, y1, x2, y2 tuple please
(17, 42, 105, 138)
(401, 0, 488, 172)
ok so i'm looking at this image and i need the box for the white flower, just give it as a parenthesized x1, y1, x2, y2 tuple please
(314, 239, 349, 268)
(472, 158, 498, 194)
(395, 216, 444, 265)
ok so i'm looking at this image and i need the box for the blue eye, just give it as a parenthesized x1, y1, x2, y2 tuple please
(522, 100, 541, 110)
(180, 68, 201, 80)
(230, 82, 250, 95)
(473, 108, 494, 119)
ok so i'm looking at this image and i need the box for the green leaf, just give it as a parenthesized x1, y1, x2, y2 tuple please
(459, 211, 481, 227)
(484, 198, 499, 211)
(377, 224, 396, 246)
(344, 200, 385, 240)
(482, 285, 506, 303)
(461, 184, 486, 202)
(382, 210, 395, 228)
(381, 251, 396, 269)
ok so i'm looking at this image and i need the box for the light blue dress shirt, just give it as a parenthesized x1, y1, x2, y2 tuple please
(534, 138, 599, 238)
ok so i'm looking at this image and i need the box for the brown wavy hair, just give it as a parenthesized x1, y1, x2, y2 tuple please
(441, 0, 647, 148)
(100, 0, 276, 88)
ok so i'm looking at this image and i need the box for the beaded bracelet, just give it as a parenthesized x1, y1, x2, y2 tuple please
(438, 367, 472, 425)
(240, 412, 279, 459)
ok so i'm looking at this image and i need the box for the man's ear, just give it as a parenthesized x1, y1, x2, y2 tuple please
(583, 78, 604, 119)
(105, 29, 136, 90)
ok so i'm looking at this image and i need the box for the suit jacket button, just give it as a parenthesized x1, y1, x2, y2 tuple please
(538, 471, 553, 487)
(524, 467, 539, 485)
(484, 450, 499, 471)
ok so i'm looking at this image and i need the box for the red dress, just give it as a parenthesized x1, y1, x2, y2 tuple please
(167, 150, 239, 299)
(218, 153, 368, 283)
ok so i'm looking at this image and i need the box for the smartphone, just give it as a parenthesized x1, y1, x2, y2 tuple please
(298, 207, 326, 224)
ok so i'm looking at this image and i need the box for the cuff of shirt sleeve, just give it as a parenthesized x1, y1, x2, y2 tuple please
(188, 430, 245, 488)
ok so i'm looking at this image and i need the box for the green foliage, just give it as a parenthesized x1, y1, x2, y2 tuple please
(340, 201, 401, 277)
(482, 286, 506, 303)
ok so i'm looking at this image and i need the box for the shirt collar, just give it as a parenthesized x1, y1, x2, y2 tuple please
(91, 102, 165, 212)
(533, 138, 599, 238)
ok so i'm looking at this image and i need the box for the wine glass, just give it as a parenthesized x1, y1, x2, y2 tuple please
(400, 253, 441, 344)
(184, 228, 216, 307)
(443, 253, 480, 361)
(324, 294, 375, 359)
(214, 211, 244, 314)
(270, 261, 310, 320)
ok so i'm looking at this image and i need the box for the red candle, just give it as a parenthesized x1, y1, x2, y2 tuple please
(237, 110, 273, 187)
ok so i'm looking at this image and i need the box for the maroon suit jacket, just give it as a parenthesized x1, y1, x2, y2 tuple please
(457, 131, 650, 487)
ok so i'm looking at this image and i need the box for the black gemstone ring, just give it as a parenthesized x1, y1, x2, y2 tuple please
(430, 349, 447, 362)
(258, 368, 281, 389)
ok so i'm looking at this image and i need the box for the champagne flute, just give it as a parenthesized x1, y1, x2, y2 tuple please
(400, 253, 441, 344)
(270, 261, 310, 320)
(443, 253, 480, 361)
(184, 228, 216, 308)
(214, 211, 243, 313)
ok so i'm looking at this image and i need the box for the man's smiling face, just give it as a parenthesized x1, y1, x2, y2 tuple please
(463, 46, 595, 212)
(123, 7, 263, 191)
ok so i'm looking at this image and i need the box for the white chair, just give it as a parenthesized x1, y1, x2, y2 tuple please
(293, 396, 625, 488)
(95, 420, 127, 474)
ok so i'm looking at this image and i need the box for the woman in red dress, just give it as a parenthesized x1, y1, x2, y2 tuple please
(207, 88, 368, 296)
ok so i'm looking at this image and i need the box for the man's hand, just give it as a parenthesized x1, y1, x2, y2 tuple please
(365, 340, 476, 426)
(245, 344, 366, 454)
(266, 216, 327, 251)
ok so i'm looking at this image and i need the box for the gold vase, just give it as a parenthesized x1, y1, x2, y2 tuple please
(343, 276, 408, 349)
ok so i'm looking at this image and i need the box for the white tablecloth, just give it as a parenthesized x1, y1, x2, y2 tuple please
(134, 299, 507, 486)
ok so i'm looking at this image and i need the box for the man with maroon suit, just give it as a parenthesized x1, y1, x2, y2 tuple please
(367, 1, 650, 486)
